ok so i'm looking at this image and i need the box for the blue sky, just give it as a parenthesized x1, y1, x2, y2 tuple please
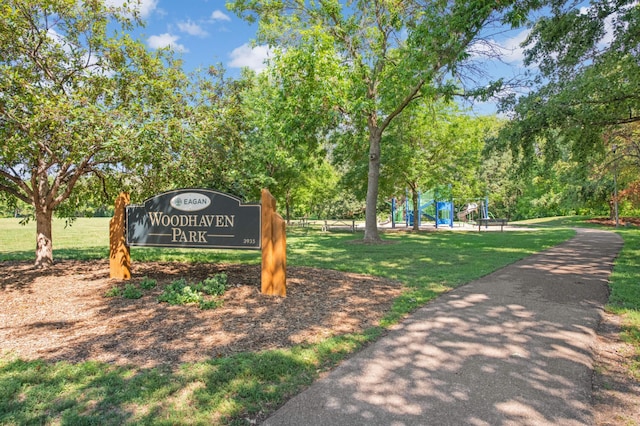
(113, 0, 269, 74)
(114, 0, 534, 115)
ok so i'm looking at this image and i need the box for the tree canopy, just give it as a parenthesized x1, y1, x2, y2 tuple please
(501, 0, 640, 162)
(229, 0, 528, 242)
(0, 0, 189, 266)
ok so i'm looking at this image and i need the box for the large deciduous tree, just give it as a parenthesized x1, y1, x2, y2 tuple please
(383, 101, 491, 229)
(240, 37, 345, 220)
(502, 0, 640, 164)
(229, 0, 528, 242)
(0, 0, 189, 267)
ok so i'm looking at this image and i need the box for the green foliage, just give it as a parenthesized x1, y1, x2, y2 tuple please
(104, 283, 145, 299)
(158, 279, 202, 305)
(122, 284, 143, 300)
(139, 277, 157, 290)
(158, 274, 228, 310)
(0, 0, 191, 266)
(104, 285, 122, 298)
(381, 100, 495, 204)
(484, 125, 620, 220)
(229, 0, 529, 240)
(199, 274, 228, 296)
(500, 0, 640, 176)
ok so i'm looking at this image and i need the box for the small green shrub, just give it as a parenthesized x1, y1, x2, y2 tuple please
(199, 273, 228, 296)
(158, 279, 201, 305)
(140, 276, 157, 290)
(104, 285, 122, 297)
(158, 274, 228, 309)
(198, 298, 224, 310)
(122, 283, 143, 299)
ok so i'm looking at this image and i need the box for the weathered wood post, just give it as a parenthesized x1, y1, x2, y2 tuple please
(109, 192, 131, 279)
(261, 189, 286, 296)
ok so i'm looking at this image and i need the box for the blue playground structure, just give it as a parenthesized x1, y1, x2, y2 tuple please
(390, 193, 491, 229)
(390, 190, 454, 228)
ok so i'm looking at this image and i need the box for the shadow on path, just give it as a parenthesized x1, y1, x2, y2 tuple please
(263, 228, 623, 426)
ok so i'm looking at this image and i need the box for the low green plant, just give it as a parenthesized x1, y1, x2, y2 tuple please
(199, 273, 228, 296)
(198, 298, 224, 310)
(139, 276, 157, 290)
(158, 274, 227, 309)
(122, 283, 143, 299)
(104, 285, 122, 297)
(158, 279, 200, 305)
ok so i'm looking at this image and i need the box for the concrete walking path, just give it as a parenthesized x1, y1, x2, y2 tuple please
(263, 228, 623, 425)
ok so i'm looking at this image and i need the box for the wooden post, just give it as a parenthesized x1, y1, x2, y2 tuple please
(109, 192, 131, 279)
(261, 189, 286, 296)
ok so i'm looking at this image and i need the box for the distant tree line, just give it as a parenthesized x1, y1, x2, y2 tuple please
(1, 0, 638, 266)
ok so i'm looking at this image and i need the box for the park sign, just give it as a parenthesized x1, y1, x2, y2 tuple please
(111, 189, 285, 297)
(126, 189, 261, 249)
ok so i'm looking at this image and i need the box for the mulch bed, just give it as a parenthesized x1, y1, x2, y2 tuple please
(1, 257, 638, 425)
(0, 260, 403, 368)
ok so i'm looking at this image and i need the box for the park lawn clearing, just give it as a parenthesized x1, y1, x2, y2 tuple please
(1, 219, 590, 424)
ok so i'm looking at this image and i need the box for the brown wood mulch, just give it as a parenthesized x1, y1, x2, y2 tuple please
(1, 259, 638, 425)
(0, 260, 402, 369)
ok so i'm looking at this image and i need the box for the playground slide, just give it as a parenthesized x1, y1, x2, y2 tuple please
(457, 203, 478, 221)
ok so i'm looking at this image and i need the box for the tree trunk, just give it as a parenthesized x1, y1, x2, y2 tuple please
(412, 188, 420, 231)
(34, 207, 54, 268)
(364, 130, 382, 242)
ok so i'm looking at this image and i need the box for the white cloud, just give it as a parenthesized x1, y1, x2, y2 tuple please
(469, 28, 530, 66)
(178, 20, 208, 37)
(211, 10, 231, 22)
(228, 44, 271, 72)
(136, 0, 158, 18)
(499, 29, 530, 64)
(147, 33, 188, 53)
(103, 0, 158, 18)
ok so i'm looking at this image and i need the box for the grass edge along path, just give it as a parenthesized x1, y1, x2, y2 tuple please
(607, 227, 640, 379)
(518, 216, 640, 380)
(2, 218, 630, 425)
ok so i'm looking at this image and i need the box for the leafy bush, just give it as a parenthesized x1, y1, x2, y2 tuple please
(198, 298, 224, 310)
(158, 274, 228, 310)
(158, 279, 199, 305)
(123, 283, 143, 299)
(199, 273, 228, 296)
(104, 285, 122, 297)
(139, 276, 157, 290)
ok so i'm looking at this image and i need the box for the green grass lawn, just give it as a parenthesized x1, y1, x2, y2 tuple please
(1, 216, 638, 425)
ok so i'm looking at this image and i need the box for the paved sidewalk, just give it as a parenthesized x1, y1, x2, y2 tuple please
(263, 228, 623, 426)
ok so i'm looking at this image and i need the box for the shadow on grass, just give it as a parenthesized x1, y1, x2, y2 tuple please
(607, 227, 640, 375)
(0, 332, 375, 425)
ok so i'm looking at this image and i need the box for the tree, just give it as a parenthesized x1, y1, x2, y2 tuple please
(0, 0, 189, 267)
(229, 0, 526, 242)
(382, 100, 493, 228)
(501, 0, 640, 164)
(133, 66, 259, 201)
(239, 39, 344, 220)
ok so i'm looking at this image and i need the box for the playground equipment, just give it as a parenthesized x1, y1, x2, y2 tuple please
(405, 197, 436, 227)
(390, 193, 493, 229)
(458, 202, 478, 222)
(435, 201, 454, 228)
(389, 191, 454, 228)
(457, 197, 491, 225)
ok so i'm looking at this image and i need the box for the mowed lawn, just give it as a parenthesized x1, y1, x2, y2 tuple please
(1, 216, 638, 425)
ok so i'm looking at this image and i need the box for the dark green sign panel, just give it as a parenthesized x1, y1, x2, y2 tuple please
(126, 189, 261, 249)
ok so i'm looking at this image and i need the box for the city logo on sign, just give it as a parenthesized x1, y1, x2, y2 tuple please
(170, 193, 211, 212)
